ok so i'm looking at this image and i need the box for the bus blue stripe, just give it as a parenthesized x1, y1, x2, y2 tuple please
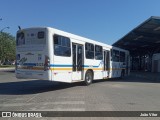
(50, 64, 100, 68)
(17, 63, 102, 68)
(50, 64, 72, 67)
(23, 63, 36, 66)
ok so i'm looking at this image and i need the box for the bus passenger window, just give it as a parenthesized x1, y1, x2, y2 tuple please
(120, 51, 125, 62)
(53, 35, 71, 57)
(85, 43, 94, 59)
(95, 45, 103, 60)
(112, 49, 119, 62)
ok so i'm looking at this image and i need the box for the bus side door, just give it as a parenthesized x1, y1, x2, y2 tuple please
(103, 50, 110, 78)
(72, 43, 84, 81)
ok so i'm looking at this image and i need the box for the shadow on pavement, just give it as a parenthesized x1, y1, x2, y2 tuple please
(93, 76, 159, 85)
(0, 80, 84, 95)
(0, 74, 158, 95)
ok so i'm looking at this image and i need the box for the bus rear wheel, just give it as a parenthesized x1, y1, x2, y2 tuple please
(84, 70, 93, 85)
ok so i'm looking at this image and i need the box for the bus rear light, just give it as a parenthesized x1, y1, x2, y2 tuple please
(44, 55, 50, 71)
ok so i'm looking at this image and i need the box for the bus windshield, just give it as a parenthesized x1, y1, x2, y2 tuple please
(16, 30, 46, 46)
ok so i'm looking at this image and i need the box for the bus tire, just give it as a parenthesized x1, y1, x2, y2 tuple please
(84, 70, 93, 85)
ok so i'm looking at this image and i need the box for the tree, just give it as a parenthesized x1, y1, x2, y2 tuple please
(0, 32, 16, 64)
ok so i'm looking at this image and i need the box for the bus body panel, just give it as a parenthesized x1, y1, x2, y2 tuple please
(50, 55, 72, 83)
(16, 27, 130, 83)
(16, 28, 52, 80)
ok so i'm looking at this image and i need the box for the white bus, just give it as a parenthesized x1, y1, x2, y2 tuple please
(16, 27, 130, 85)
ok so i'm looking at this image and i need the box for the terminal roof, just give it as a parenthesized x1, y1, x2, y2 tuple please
(113, 16, 160, 55)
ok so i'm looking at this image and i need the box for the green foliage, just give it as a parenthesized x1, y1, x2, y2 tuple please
(0, 32, 16, 62)
(0, 65, 15, 68)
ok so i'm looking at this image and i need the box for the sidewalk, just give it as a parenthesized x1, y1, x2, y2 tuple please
(0, 67, 15, 72)
(130, 71, 160, 82)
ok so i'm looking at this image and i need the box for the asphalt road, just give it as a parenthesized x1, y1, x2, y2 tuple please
(0, 71, 160, 120)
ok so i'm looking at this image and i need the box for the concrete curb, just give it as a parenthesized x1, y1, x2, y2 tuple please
(0, 67, 15, 72)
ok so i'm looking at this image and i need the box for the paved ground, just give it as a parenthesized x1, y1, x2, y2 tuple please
(0, 71, 160, 120)
(131, 71, 160, 82)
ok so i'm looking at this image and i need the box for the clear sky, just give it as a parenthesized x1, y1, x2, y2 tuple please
(0, 0, 160, 45)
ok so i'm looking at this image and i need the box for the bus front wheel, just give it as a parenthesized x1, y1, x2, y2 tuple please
(84, 70, 93, 85)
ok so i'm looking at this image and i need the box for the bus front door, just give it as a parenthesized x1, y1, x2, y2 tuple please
(72, 43, 84, 81)
(103, 50, 110, 78)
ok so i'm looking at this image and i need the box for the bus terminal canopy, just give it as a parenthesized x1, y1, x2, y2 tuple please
(113, 16, 160, 56)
